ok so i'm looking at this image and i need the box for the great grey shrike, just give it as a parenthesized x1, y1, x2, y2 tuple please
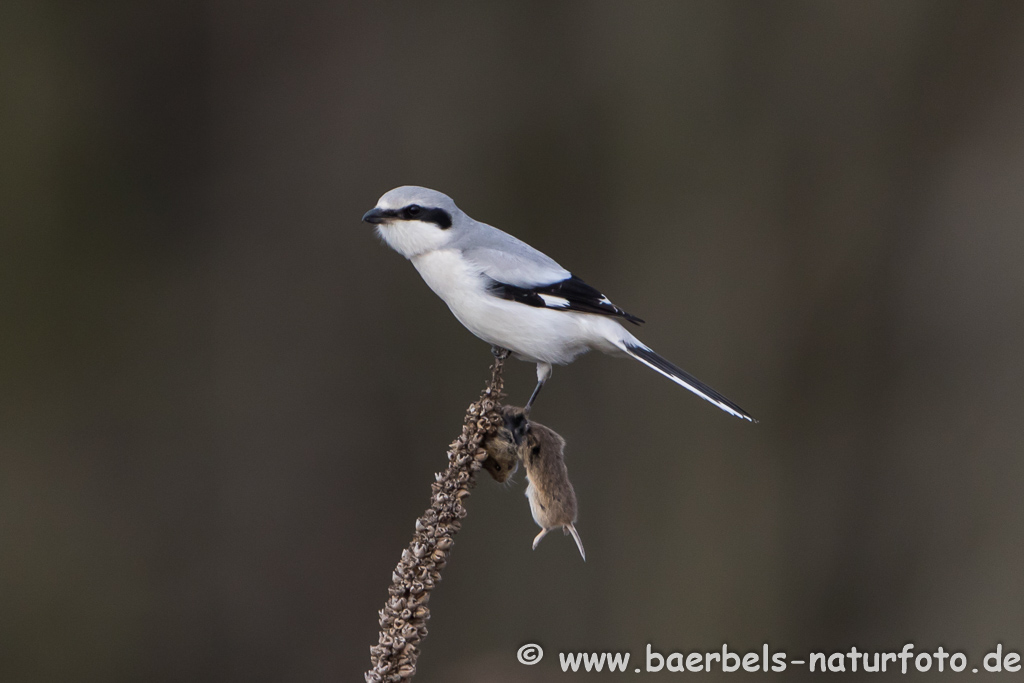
(363, 186, 754, 421)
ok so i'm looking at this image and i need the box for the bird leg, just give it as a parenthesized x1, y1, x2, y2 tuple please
(524, 362, 552, 416)
(491, 345, 510, 361)
(524, 383, 544, 416)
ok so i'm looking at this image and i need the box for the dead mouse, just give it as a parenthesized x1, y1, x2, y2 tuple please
(486, 406, 584, 560)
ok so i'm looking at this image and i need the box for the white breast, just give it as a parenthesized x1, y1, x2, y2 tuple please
(410, 249, 485, 307)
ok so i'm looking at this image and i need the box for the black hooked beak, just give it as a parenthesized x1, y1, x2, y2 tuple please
(362, 207, 396, 224)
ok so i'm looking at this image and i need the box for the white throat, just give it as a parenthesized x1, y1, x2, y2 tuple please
(376, 221, 450, 258)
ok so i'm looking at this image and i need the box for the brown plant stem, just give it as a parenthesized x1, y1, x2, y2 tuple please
(364, 349, 508, 683)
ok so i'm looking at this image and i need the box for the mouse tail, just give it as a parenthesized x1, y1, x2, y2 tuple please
(565, 523, 586, 561)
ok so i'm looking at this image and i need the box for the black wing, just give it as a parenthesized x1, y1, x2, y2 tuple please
(487, 274, 644, 325)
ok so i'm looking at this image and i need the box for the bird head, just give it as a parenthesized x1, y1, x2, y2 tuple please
(362, 186, 461, 258)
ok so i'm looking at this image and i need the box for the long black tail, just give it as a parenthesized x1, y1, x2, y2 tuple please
(622, 342, 755, 422)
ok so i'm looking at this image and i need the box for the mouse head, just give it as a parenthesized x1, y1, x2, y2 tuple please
(480, 405, 529, 483)
(481, 452, 518, 483)
(499, 405, 530, 447)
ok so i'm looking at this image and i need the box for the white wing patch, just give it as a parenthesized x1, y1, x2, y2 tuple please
(538, 294, 571, 308)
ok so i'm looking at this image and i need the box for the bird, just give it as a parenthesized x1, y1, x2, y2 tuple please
(362, 186, 754, 421)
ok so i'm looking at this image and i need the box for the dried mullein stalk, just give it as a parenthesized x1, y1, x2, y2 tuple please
(365, 349, 509, 683)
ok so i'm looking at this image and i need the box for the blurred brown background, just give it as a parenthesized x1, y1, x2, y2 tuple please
(2, 1, 1023, 681)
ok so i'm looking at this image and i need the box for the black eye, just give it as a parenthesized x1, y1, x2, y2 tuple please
(400, 205, 452, 228)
